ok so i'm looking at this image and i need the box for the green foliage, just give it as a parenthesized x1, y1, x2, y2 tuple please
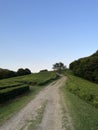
(70, 50, 98, 83)
(17, 68, 31, 76)
(0, 85, 29, 103)
(53, 62, 66, 73)
(62, 84, 98, 130)
(93, 96, 98, 107)
(66, 73, 98, 108)
(0, 83, 23, 90)
(39, 69, 48, 73)
(0, 69, 16, 79)
(0, 71, 58, 124)
(0, 68, 31, 80)
(0, 71, 58, 103)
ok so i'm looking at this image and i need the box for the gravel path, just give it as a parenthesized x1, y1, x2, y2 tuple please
(0, 77, 74, 130)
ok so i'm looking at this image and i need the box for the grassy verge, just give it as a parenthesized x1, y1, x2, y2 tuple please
(61, 74, 98, 130)
(66, 74, 98, 108)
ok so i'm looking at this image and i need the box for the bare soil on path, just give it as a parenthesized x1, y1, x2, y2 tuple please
(0, 77, 74, 130)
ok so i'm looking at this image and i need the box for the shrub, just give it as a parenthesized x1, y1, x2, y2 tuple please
(66, 74, 98, 108)
(0, 85, 30, 103)
(70, 51, 98, 83)
(93, 96, 98, 108)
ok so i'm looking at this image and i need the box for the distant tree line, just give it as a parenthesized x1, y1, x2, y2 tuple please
(0, 68, 31, 79)
(70, 50, 98, 83)
(39, 69, 48, 73)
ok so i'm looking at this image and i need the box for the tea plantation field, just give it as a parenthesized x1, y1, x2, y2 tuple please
(0, 71, 58, 124)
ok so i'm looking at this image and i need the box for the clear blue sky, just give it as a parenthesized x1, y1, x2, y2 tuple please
(0, 0, 98, 72)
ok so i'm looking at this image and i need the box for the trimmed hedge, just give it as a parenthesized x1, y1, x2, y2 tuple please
(0, 85, 30, 103)
(0, 83, 23, 90)
(0, 71, 59, 103)
(37, 74, 60, 86)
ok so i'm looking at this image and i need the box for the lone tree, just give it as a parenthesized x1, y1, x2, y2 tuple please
(53, 62, 66, 72)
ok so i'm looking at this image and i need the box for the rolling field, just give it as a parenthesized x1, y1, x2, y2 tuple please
(0, 71, 58, 103)
(0, 71, 58, 88)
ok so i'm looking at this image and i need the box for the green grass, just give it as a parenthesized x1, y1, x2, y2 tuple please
(62, 85, 98, 130)
(61, 72, 98, 130)
(0, 71, 58, 88)
(0, 71, 58, 125)
(66, 74, 98, 107)
(0, 71, 58, 103)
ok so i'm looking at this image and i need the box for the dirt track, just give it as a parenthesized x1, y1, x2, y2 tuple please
(0, 77, 74, 130)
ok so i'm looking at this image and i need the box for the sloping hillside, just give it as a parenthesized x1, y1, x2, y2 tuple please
(70, 50, 98, 82)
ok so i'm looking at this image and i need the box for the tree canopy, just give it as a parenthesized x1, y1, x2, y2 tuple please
(70, 50, 98, 83)
(0, 68, 31, 80)
(17, 68, 31, 76)
(53, 62, 66, 72)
